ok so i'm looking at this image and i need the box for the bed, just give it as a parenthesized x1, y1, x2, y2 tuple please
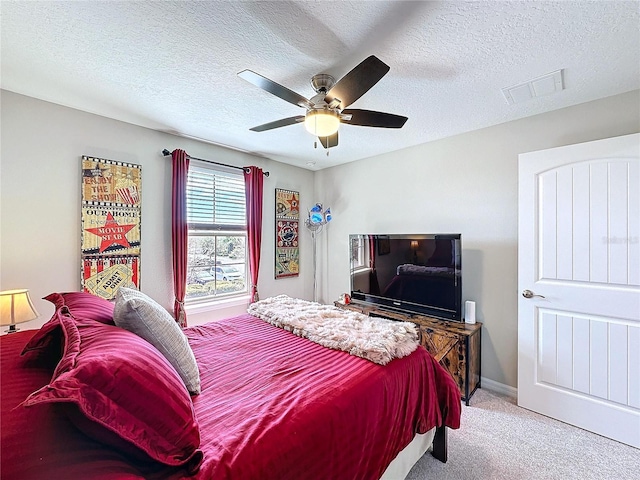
(1, 292, 461, 480)
(382, 264, 458, 309)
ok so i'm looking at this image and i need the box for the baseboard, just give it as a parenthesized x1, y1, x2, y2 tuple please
(481, 377, 517, 399)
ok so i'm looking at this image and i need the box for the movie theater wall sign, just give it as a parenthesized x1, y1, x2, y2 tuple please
(81, 156, 141, 299)
(275, 188, 300, 279)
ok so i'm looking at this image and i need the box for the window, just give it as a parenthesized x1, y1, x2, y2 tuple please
(350, 235, 368, 270)
(186, 164, 248, 301)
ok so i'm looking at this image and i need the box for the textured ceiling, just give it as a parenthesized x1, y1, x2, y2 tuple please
(1, 1, 639, 170)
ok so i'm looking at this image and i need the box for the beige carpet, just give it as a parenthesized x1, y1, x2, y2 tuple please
(405, 388, 640, 480)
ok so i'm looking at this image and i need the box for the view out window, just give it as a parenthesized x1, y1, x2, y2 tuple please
(186, 164, 248, 301)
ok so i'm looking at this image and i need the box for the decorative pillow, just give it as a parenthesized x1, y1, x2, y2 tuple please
(21, 311, 203, 472)
(19, 308, 66, 367)
(22, 291, 114, 358)
(21, 308, 66, 357)
(43, 291, 115, 324)
(113, 287, 201, 394)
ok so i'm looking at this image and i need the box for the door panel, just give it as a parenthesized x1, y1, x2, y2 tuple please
(518, 133, 640, 448)
(536, 309, 639, 407)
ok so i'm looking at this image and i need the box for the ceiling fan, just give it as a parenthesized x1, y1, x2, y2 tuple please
(238, 56, 408, 149)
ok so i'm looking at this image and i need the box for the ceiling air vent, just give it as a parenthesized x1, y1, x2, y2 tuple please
(502, 69, 564, 105)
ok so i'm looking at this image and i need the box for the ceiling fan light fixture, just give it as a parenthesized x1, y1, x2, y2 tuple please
(304, 110, 339, 137)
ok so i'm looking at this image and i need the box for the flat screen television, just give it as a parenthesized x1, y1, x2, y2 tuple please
(349, 234, 462, 321)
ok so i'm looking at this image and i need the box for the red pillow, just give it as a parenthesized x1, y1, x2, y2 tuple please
(22, 292, 112, 366)
(43, 291, 115, 324)
(22, 290, 113, 358)
(21, 309, 65, 357)
(21, 310, 203, 472)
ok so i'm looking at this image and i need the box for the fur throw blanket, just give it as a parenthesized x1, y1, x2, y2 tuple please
(248, 295, 418, 365)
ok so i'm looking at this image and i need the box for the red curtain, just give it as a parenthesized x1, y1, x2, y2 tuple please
(171, 149, 190, 327)
(243, 166, 264, 303)
(368, 235, 376, 269)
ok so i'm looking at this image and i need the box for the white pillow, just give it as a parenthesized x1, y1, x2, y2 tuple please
(113, 287, 201, 394)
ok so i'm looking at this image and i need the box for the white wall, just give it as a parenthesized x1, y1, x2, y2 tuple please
(0, 90, 315, 330)
(316, 90, 640, 389)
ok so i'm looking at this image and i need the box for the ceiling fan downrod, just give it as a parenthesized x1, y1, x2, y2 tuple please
(310, 74, 335, 94)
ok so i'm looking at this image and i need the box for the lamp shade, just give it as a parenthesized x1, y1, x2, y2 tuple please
(0, 289, 39, 331)
(304, 110, 340, 137)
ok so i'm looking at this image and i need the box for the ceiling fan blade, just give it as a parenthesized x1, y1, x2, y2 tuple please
(341, 109, 407, 128)
(318, 131, 339, 149)
(324, 56, 390, 109)
(250, 116, 305, 132)
(238, 70, 314, 109)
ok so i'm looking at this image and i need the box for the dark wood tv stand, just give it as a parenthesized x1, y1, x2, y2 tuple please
(334, 301, 481, 406)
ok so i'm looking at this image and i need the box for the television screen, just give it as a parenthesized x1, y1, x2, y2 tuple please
(349, 234, 462, 321)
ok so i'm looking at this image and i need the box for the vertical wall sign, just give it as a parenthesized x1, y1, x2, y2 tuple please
(81, 156, 141, 299)
(275, 188, 300, 279)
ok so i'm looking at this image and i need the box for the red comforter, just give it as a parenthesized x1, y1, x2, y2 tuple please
(1, 313, 460, 480)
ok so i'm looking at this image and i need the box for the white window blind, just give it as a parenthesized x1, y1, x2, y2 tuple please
(187, 165, 246, 230)
(185, 164, 248, 302)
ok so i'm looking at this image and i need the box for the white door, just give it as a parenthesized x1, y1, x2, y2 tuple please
(518, 133, 640, 448)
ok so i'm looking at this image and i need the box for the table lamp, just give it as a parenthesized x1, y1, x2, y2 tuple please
(0, 289, 39, 334)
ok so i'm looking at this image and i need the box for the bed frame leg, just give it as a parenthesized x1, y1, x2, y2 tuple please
(431, 425, 448, 463)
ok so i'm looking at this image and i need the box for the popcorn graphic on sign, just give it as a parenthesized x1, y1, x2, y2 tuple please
(115, 176, 139, 205)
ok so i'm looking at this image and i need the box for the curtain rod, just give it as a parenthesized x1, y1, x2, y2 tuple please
(162, 149, 269, 177)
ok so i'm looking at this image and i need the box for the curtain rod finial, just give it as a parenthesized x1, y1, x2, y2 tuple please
(162, 149, 171, 156)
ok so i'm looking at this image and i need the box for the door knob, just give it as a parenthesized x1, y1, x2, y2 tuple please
(522, 289, 545, 299)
